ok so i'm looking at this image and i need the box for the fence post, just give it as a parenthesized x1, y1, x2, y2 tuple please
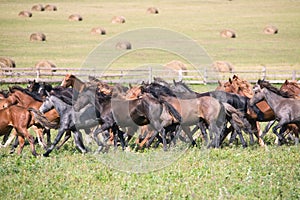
(178, 69, 183, 81)
(292, 70, 296, 81)
(36, 69, 40, 81)
(203, 68, 207, 85)
(262, 66, 266, 80)
(148, 66, 152, 83)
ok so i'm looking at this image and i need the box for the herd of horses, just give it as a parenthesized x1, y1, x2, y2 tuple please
(0, 74, 299, 157)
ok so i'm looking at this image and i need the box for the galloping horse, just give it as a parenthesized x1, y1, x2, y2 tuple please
(126, 83, 248, 148)
(280, 80, 300, 99)
(74, 85, 182, 151)
(250, 80, 300, 145)
(0, 105, 38, 156)
(31, 94, 90, 156)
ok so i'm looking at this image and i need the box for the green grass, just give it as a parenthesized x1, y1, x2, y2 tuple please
(0, 142, 299, 199)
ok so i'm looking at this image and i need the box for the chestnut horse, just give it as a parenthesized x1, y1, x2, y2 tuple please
(2, 87, 59, 148)
(0, 105, 38, 156)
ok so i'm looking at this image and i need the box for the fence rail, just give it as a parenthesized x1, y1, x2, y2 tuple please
(0, 67, 299, 84)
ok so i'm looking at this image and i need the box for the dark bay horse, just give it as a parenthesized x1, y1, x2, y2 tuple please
(126, 83, 249, 148)
(250, 80, 300, 145)
(0, 105, 38, 156)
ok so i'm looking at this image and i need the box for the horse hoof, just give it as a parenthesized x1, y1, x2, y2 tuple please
(43, 152, 50, 157)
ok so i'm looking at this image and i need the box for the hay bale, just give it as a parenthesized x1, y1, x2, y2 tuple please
(30, 33, 46, 41)
(220, 29, 236, 38)
(91, 27, 106, 35)
(111, 16, 126, 24)
(213, 61, 234, 72)
(116, 41, 131, 50)
(164, 60, 188, 75)
(264, 25, 278, 34)
(35, 60, 56, 72)
(147, 7, 159, 14)
(31, 4, 44, 11)
(18, 11, 32, 18)
(0, 57, 16, 68)
(44, 4, 57, 11)
(68, 14, 82, 21)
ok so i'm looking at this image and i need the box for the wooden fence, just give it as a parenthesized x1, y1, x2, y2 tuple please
(0, 66, 299, 85)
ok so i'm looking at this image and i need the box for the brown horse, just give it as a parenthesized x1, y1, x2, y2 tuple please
(280, 80, 300, 99)
(61, 74, 87, 92)
(126, 84, 248, 148)
(2, 87, 59, 148)
(0, 105, 38, 156)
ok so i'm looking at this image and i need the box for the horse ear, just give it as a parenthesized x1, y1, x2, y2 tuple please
(45, 90, 50, 96)
(229, 78, 232, 84)
(173, 79, 176, 85)
(218, 80, 223, 86)
(129, 83, 132, 89)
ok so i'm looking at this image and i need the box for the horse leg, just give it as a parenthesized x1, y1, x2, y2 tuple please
(181, 126, 196, 146)
(72, 129, 87, 154)
(56, 130, 72, 150)
(16, 127, 38, 157)
(45, 128, 51, 146)
(115, 126, 126, 151)
(32, 126, 47, 149)
(2, 128, 15, 148)
(17, 135, 25, 155)
(43, 128, 66, 157)
(261, 120, 276, 139)
(272, 123, 286, 145)
(10, 135, 19, 154)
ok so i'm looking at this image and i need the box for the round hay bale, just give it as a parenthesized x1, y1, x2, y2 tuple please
(116, 41, 131, 50)
(30, 33, 46, 41)
(220, 29, 236, 38)
(0, 57, 16, 68)
(164, 60, 188, 75)
(18, 11, 32, 18)
(91, 27, 106, 35)
(35, 60, 56, 73)
(264, 25, 278, 34)
(68, 14, 83, 21)
(44, 4, 57, 11)
(147, 7, 159, 14)
(31, 4, 44, 11)
(212, 61, 234, 72)
(111, 16, 126, 24)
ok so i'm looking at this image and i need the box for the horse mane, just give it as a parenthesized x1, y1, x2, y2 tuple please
(0, 90, 9, 98)
(50, 86, 73, 105)
(173, 80, 194, 93)
(145, 82, 176, 98)
(9, 86, 43, 102)
(258, 80, 293, 98)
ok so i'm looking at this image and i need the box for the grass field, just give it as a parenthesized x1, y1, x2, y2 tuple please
(1, 0, 300, 199)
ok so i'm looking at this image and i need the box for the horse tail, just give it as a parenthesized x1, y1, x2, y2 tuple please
(222, 103, 244, 128)
(160, 99, 182, 123)
(28, 108, 59, 129)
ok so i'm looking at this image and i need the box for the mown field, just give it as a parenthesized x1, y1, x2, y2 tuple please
(1, 0, 300, 199)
